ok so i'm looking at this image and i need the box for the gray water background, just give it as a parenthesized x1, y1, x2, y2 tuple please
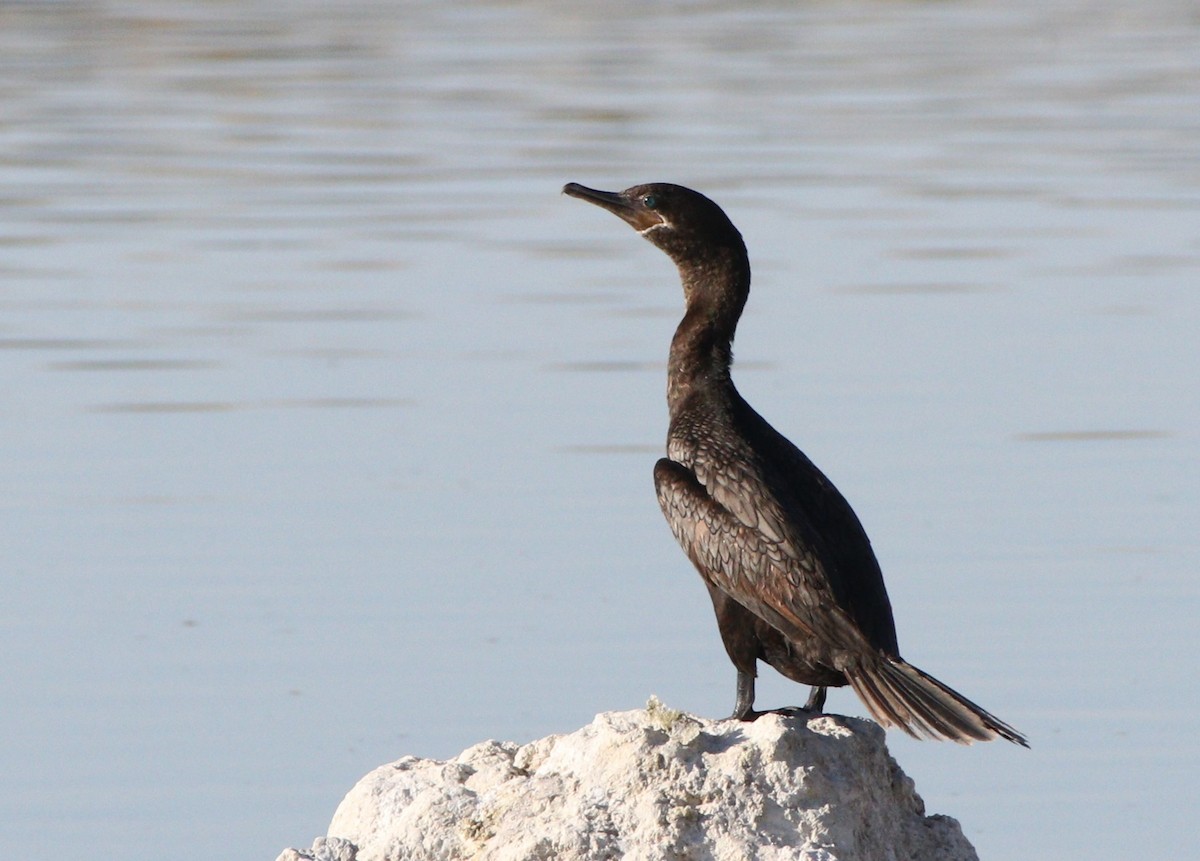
(2, 1, 1197, 859)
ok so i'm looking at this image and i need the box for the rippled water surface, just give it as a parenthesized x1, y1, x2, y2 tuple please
(2, 2, 1198, 859)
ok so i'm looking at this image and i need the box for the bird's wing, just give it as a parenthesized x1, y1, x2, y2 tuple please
(654, 456, 868, 653)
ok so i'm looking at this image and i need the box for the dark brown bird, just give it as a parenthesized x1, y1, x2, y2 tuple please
(563, 181, 1026, 745)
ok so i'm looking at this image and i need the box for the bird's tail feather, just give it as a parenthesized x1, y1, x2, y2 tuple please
(847, 657, 1028, 747)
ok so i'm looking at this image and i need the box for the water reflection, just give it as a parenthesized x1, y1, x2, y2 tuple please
(1016, 429, 1170, 442)
(49, 359, 218, 371)
(0, 338, 135, 350)
(87, 397, 410, 414)
(834, 282, 997, 294)
(559, 444, 662, 455)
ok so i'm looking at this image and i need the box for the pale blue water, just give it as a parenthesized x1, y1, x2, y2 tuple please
(2, 2, 1197, 859)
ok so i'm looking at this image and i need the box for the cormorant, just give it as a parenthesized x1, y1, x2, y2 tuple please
(563, 181, 1027, 746)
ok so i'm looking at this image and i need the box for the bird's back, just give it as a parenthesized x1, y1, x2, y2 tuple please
(667, 384, 899, 657)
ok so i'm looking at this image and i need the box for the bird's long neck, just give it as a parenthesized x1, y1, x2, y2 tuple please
(666, 250, 750, 414)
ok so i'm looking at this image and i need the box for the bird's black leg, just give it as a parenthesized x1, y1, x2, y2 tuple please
(732, 674, 826, 721)
(731, 670, 759, 721)
(804, 685, 827, 713)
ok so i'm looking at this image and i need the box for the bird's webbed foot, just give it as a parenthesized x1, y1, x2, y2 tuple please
(729, 676, 828, 721)
(767, 686, 829, 718)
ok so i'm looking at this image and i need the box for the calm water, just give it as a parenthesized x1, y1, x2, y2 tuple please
(2, 2, 1197, 859)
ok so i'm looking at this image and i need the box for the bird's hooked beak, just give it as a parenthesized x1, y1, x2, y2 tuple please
(563, 183, 664, 233)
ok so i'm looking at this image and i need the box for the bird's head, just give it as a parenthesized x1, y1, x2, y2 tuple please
(563, 182, 745, 270)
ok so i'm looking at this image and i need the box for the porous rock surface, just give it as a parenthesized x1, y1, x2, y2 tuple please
(278, 700, 977, 861)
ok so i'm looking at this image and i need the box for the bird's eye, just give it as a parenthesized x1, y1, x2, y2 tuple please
(642, 194, 658, 209)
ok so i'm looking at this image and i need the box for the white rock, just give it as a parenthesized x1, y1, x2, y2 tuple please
(279, 699, 978, 861)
